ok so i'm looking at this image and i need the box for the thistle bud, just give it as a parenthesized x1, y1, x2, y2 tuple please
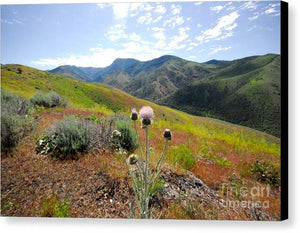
(111, 130, 122, 139)
(128, 154, 138, 165)
(130, 108, 138, 121)
(142, 118, 152, 126)
(163, 129, 172, 140)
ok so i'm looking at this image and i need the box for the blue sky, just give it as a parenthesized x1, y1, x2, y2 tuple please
(1, 1, 281, 70)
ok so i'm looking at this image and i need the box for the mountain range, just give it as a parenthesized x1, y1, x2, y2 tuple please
(49, 54, 281, 137)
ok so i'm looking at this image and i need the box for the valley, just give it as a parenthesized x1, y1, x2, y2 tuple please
(1, 64, 281, 219)
(49, 54, 281, 136)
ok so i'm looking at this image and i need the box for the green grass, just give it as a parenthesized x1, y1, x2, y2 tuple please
(161, 54, 281, 137)
(1, 64, 280, 167)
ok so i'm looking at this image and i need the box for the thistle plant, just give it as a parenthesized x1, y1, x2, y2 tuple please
(112, 106, 171, 219)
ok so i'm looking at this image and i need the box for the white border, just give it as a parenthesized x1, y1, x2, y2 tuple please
(1, 0, 299, 233)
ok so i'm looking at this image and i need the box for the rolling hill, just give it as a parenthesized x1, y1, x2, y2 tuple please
(161, 54, 281, 137)
(1, 64, 281, 219)
(48, 54, 281, 136)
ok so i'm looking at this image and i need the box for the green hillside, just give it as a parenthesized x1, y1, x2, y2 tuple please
(1, 64, 279, 155)
(161, 54, 281, 137)
(1, 64, 281, 219)
(48, 54, 281, 136)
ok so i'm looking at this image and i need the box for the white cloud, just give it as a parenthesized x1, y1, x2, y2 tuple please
(261, 3, 280, 16)
(209, 45, 232, 54)
(240, 1, 258, 11)
(97, 3, 109, 9)
(197, 23, 202, 28)
(153, 31, 166, 41)
(155, 5, 166, 14)
(106, 24, 127, 42)
(171, 5, 182, 15)
(33, 41, 173, 68)
(1, 17, 24, 25)
(196, 11, 239, 42)
(166, 27, 189, 51)
(151, 27, 166, 48)
(1, 19, 14, 24)
(188, 55, 196, 59)
(194, 2, 203, 6)
(137, 12, 152, 24)
(247, 25, 257, 32)
(129, 3, 143, 11)
(139, 3, 154, 12)
(226, 6, 236, 11)
(163, 15, 184, 28)
(13, 19, 23, 25)
(248, 15, 259, 21)
(211, 6, 224, 13)
(152, 27, 165, 32)
(269, 3, 280, 8)
(215, 31, 233, 41)
(265, 8, 276, 14)
(111, 3, 155, 19)
(189, 42, 199, 47)
(153, 16, 163, 23)
(128, 33, 142, 42)
(112, 3, 130, 19)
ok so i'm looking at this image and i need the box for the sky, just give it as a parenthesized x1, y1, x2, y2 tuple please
(1, 1, 281, 70)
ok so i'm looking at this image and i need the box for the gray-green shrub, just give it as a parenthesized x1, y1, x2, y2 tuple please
(1, 89, 35, 154)
(30, 92, 67, 108)
(47, 91, 67, 107)
(46, 116, 93, 159)
(115, 119, 137, 152)
(30, 93, 52, 107)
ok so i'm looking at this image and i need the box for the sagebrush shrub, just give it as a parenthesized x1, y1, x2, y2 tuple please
(46, 116, 93, 159)
(1, 89, 32, 115)
(30, 93, 52, 107)
(115, 119, 137, 152)
(1, 89, 35, 154)
(88, 119, 114, 151)
(30, 92, 67, 108)
(47, 91, 67, 107)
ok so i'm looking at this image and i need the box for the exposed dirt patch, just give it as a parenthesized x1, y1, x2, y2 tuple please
(1, 109, 278, 220)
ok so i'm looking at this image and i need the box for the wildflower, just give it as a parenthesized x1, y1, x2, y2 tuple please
(130, 108, 139, 121)
(111, 130, 122, 139)
(163, 129, 172, 140)
(128, 154, 138, 165)
(139, 106, 154, 119)
(139, 106, 154, 126)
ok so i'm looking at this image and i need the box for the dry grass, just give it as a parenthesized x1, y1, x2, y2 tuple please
(1, 107, 281, 219)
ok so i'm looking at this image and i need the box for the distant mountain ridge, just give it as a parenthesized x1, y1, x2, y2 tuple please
(48, 54, 281, 136)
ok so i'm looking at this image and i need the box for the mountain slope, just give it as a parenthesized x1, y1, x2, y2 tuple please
(160, 54, 281, 136)
(49, 55, 217, 99)
(49, 65, 99, 81)
(1, 64, 281, 219)
(47, 54, 281, 136)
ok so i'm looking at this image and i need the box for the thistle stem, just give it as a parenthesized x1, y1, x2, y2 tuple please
(134, 121, 147, 186)
(134, 121, 144, 161)
(150, 138, 168, 188)
(118, 141, 142, 211)
(144, 125, 150, 218)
